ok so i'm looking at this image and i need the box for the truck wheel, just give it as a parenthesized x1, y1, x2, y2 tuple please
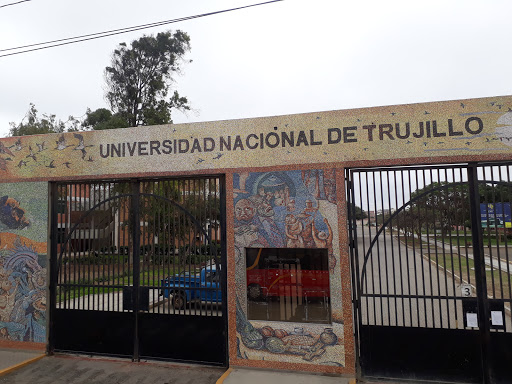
(172, 292, 186, 310)
(247, 284, 262, 301)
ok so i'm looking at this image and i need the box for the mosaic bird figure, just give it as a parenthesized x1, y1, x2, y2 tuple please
(17, 160, 27, 168)
(213, 153, 223, 160)
(0, 142, 14, 157)
(46, 160, 56, 168)
(73, 133, 85, 150)
(63, 161, 71, 168)
(10, 139, 23, 152)
(0, 158, 7, 171)
(87, 156, 93, 162)
(55, 135, 71, 150)
(80, 148, 87, 160)
(460, 103, 465, 108)
(36, 141, 46, 152)
(26, 146, 36, 161)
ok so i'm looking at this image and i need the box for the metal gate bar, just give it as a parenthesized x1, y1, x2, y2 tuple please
(347, 163, 512, 383)
(49, 176, 227, 365)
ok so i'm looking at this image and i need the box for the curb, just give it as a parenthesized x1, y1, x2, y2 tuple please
(216, 368, 233, 384)
(0, 354, 46, 377)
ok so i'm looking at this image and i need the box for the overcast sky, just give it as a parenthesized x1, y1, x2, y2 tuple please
(0, 0, 511, 137)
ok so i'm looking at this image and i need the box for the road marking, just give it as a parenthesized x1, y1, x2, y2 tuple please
(0, 354, 45, 377)
(216, 368, 233, 384)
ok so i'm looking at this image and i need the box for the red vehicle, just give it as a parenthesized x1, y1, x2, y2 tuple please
(246, 261, 330, 300)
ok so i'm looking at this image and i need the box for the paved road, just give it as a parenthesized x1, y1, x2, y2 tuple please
(355, 226, 465, 329)
(355, 225, 512, 331)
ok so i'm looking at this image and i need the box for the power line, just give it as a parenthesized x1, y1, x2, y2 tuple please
(0, 0, 32, 9)
(0, 16, 190, 53)
(0, 0, 283, 58)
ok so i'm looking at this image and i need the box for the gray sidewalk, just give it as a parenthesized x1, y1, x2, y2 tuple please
(0, 350, 355, 384)
(0, 348, 44, 373)
(221, 367, 355, 384)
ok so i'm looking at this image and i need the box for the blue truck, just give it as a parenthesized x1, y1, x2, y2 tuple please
(160, 265, 221, 310)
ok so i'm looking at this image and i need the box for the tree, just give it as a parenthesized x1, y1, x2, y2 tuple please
(8, 103, 80, 137)
(109, 179, 220, 270)
(352, 205, 368, 220)
(104, 30, 191, 128)
(407, 182, 469, 236)
(81, 108, 130, 131)
(479, 183, 512, 203)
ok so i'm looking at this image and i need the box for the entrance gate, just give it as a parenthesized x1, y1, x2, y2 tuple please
(48, 176, 227, 365)
(347, 163, 512, 383)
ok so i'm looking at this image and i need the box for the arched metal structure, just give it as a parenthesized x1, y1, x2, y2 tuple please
(49, 176, 227, 365)
(347, 163, 512, 384)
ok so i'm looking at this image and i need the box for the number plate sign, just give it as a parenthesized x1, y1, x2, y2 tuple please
(461, 284, 472, 297)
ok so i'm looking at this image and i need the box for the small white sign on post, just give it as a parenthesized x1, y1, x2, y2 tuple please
(466, 313, 479, 328)
(461, 284, 472, 297)
(491, 311, 504, 326)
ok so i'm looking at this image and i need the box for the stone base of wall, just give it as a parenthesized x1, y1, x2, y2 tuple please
(0, 340, 45, 351)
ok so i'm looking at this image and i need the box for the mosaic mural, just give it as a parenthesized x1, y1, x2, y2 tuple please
(233, 169, 345, 367)
(0, 96, 511, 180)
(0, 182, 47, 343)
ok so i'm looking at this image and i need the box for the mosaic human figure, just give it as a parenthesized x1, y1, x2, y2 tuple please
(0, 196, 29, 229)
(234, 198, 258, 225)
(298, 200, 318, 248)
(322, 169, 337, 204)
(234, 199, 269, 263)
(248, 195, 284, 247)
(312, 218, 336, 271)
(284, 214, 304, 248)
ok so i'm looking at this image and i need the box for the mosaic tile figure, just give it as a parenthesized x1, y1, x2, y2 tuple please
(0, 183, 47, 344)
(233, 169, 345, 367)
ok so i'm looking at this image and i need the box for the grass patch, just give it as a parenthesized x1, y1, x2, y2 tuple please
(57, 263, 201, 302)
(429, 234, 512, 247)
(426, 251, 512, 300)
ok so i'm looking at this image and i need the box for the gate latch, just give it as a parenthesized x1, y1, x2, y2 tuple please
(123, 286, 150, 311)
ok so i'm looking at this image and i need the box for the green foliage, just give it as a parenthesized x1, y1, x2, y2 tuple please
(398, 182, 469, 236)
(353, 205, 368, 220)
(109, 179, 219, 269)
(81, 108, 130, 131)
(396, 181, 512, 236)
(479, 183, 512, 203)
(8, 103, 81, 137)
(104, 30, 191, 128)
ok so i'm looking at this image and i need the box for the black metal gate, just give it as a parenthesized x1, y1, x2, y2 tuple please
(347, 163, 512, 384)
(49, 176, 227, 365)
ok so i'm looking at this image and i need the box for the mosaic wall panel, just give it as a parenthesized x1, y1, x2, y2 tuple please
(0, 96, 511, 182)
(0, 182, 47, 343)
(233, 169, 345, 367)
